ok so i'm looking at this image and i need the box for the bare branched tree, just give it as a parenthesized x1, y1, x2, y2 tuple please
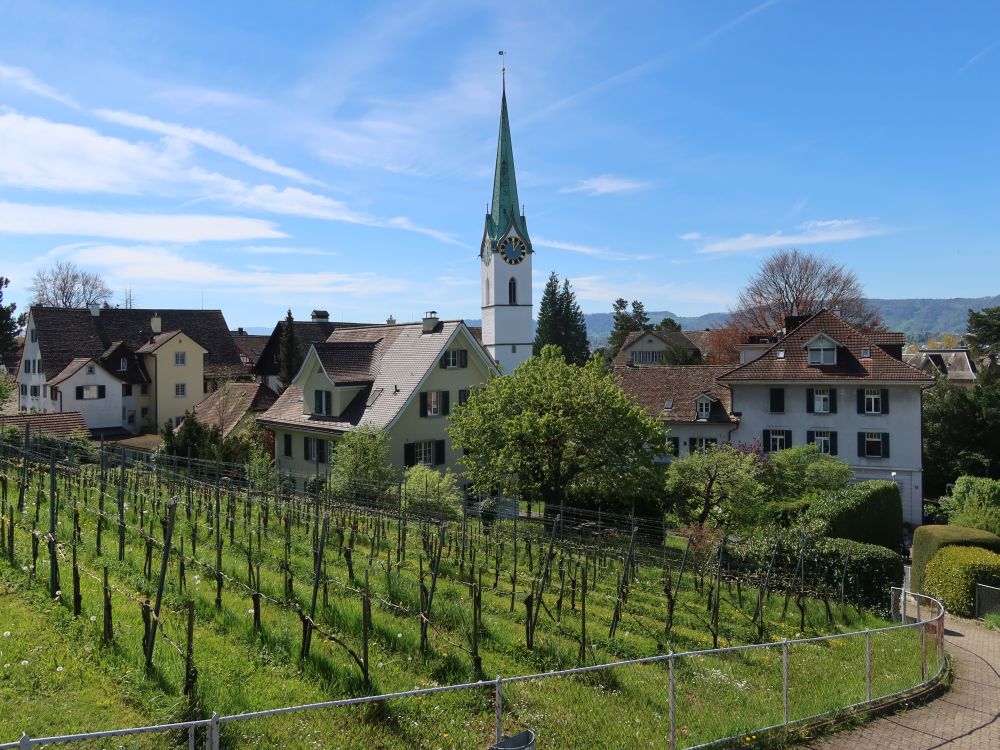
(30, 260, 112, 308)
(729, 249, 882, 334)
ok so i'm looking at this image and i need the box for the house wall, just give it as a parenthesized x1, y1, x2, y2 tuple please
(662, 421, 737, 460)
(150, 335, 205, 428)
(730, 383, 925, 524)
(16, 312, 50, 413)
(623, 335, 672, 365)
(57, 365, 124, 430)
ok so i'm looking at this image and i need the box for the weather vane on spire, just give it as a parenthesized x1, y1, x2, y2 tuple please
(498, 50, 506, 88)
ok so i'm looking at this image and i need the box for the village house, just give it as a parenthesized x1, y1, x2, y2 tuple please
(905, 344, 980, 387)
(613, 329, 703, 367)
(256, 312, 497, 486)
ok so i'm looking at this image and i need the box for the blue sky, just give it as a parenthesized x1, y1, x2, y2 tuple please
(1, 1, 998, 328)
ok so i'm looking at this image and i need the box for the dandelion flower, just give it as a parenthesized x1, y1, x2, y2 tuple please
(89, 616, 97, 622)
(2, 663, 8, 669)
(20, 660, 28, 666)
(56, 666, 63, 672)
(2, 631, 9, 638)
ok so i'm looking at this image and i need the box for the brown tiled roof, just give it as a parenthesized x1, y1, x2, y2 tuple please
(98, 342, 151, 385)
(314, 341, 378, 384)
(0, 411, 91, 439)
(615, 365, 736, 423)
(29, 306, 245, 380)
(230, 333, 271, 367)
(613, 329, 701, 367)
(717, 310, 934, 383)
(48, 357, 103, 387)
(682, 330, 712, 358)
(868, 331, 907, 347)
(191, 382, 278, 438)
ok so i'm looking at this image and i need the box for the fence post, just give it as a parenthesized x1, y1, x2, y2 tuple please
(188, 725, 196, 750)
(865, 631, 873, 702)
(494, 676, 503, 745)
(781, 640, 789, 725)
(921, 626, 927, 683)
(208, 712, 220, 750)
(668, 652, 676, 750)
(19, 732, 31, 750)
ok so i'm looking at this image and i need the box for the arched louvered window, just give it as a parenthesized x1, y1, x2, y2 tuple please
(508, 277, 517, 305)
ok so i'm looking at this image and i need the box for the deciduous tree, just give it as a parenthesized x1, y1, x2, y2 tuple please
(0, 277, 18, 360)
(29, 261, 112, 308)
(665, 444, 766, 529)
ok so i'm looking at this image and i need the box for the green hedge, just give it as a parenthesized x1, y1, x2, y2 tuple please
(923, 545, 1000, 616)
(805, 480, 902, 550)
(910, 524, 1000, 593)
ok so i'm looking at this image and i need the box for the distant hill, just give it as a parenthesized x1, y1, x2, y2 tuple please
(466, 295, 999, 348)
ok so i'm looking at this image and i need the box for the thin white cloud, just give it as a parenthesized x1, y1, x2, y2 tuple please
(151, 84, 264, 111)
(959, 40, 1000, 74)
(0, 201, 285, 243)
(692, 218, 890, 255)
(0, 62, 78, 108)
(237, 246, 336, 257)
(678, 232, 702, 241)
(94, 108, 318, 185)
(561, 174, 650, 196)
(533, 237, 648, 262)
(693, 0, 782, 50)
(384, 217, 465, 247)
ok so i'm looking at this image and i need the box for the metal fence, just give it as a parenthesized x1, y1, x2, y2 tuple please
(2, 587, 944, 750)
(975, 583, 1000, 620)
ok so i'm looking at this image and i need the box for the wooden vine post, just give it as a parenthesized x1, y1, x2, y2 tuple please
(48, 452, 60, 599)
(145, 499, 177, 670)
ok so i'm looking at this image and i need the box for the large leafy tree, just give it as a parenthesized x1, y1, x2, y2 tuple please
(763, 444, 854, 504)
(29, 260, 112, 308)
(277, 309, 303, 388)
(967, 306, 1000, 371)
(664, 443, 766, 529)
(730, 249, 881, 334)
(533, 272, 590, 365)
(655, 317, 681, 332)
(450, 345, 664, 517)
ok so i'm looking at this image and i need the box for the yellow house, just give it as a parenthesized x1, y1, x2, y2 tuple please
(137, 330, 207, 429)
(256, 313, 498, 486)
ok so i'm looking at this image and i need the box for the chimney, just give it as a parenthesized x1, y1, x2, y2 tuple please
(151, 314, 162, 334)
(386, 315, 396, 326)
(88, 303, 100, 317)
(237, 327, 245, 335)
(311, 309, 329, 322)
(422, 311, 439, 334)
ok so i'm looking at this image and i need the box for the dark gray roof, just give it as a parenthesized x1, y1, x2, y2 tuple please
(30, 306, 245, 380)
(251, 319, 370, 377)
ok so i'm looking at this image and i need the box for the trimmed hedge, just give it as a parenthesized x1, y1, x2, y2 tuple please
(923, 545, 1000, 617)
(805, 480, 902, 550)
(911, 524, 1000, 594)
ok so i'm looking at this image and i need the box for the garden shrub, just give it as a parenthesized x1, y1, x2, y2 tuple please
(805, 480, 902, 550)
(910, 524, 1000, 593)
(945, 476, 1000, 537)
(923, 545, 1000, 616)
(761, 498, 812, 526)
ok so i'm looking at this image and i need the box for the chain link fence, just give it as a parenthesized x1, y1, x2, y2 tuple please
(3, 588, 944, 750)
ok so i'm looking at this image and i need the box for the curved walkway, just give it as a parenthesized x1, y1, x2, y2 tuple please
(804, 616, 1000, 749)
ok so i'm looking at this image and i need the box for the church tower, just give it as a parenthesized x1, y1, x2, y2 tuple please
(480, 78, 533, 372)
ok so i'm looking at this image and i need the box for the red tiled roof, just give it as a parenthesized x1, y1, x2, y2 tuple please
(0, 412, 92, 439)
(191, 382, 278, 438)
(614, 365, 736, 423)
(717, 310, 933, 383)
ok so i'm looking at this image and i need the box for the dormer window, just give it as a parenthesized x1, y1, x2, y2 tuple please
(776, 349, 785, 359)
(663, 399, 674, 410)
(696, 398, 711, 420)
(807, 336, 837, 365)
(861, 347, 871, 358)
(314, 389, 332, 416)
(119, 357, 127, 372)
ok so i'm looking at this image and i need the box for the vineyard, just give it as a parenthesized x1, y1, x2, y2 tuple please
(0, 435, 923, 749)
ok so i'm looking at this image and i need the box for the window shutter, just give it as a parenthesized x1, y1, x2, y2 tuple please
(807, 430, 815, 444)
(458, 389, 469, 405)
(314, 390, 322, 414)
(441, 390, 450, 416)
(75, 386, 83, 400)
(784, 429, 792, 446)
(419, 392, 427, 417)
(882, 433, 890, 459)
(830, 432, 838, 456)
(404, 443, 416, 467)
(303, 436, 310, 460)
(668, 437, 679, 456)
(857, 432, 865, 458)
(317, 439, 326, 464)
(806, 388, 814, 413)
(440, 354, 448, 369)
(459, 350, 468, 368)
(689, 437, 697, 453)
(881, 389, 890, 414)
(97, 385, 106, 399)
(769, 388, 784, 413)
(284, 434, 292, 457)
(762, 429, 771, 452)
(857, 388, 865, 414)
(830, 388, 838, 414)
(325, 391, 333, 416)
(434, 439, 446, 466)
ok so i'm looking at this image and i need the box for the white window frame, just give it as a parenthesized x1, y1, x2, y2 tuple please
(865, 388, 882, 414)
(119, 357, 127, 372)
(175, 351, 186, 366)
(414, 440, 435, 466)
(631, 350, 662, 365)
(175, 383, 187, 398)
(814, 387, 830, 413)
(81, 384, 100, 400)
(442, 350, 461, 368)
(814, 430, 832, 454)
(864, 431, 884, 458)
(174, 416, 183, 427)
(808, 344, 836, 365)
(769, 432, 786, 452)
(861, 347, 872, 358)
(426, 391, 441, 417)
(696, 398, 711, 420)
(29, 385, 40, 398)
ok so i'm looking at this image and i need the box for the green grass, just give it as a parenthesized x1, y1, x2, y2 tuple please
(0, 456, 929, 749)
(984, 612, 1000, 631)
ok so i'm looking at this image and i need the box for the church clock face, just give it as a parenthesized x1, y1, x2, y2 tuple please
(499, 236, 527, 265)
(481, 238, 492, 265)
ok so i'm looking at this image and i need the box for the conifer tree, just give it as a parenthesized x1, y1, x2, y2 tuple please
(0, 277, 18, 360)
(277, 309, 303, 389)
(533, 272, 589, 365)
(606, 299, 653, 361)
(533, 272, 561, 357)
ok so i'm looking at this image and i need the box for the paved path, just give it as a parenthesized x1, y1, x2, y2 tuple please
(804, 616, 1000, 749)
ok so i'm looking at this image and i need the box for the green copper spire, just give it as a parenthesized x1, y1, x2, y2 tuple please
(486, 83, 530, 246)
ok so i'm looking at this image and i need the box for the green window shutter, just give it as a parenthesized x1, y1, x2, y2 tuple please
(440, 354, 448, 369)
(807, 430, 815, 444)
(75, 386, 83, 400)
(881, 389, 890, 414)
(668, 437, 679, 456)
(769, 388, 784, 413)
(317, 439, 326, 464)
(784, 429, 792, 446)
(283, 434, 292, 457)
(441, 390, 450, 416)
(882, 433, 890, 458)
(434, 439, 446, 466)
(314, 390, 322, 414)
(830, 388, 838, 414)
(806, 388, 814, 413)
(830, 432, 838, 456)
(419, 392, 428, 417)
(857, 432, 865, 457)
(404, 443, 416, 467)
(97, 385, 106, 399)
(458, 389, 469, 405)
(303, 436, 310, 459)
(459, 350, 468, 368)
(689, 438, 697, 453)
(762, 429, 771, 452)
(857, 388, 865, 414)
